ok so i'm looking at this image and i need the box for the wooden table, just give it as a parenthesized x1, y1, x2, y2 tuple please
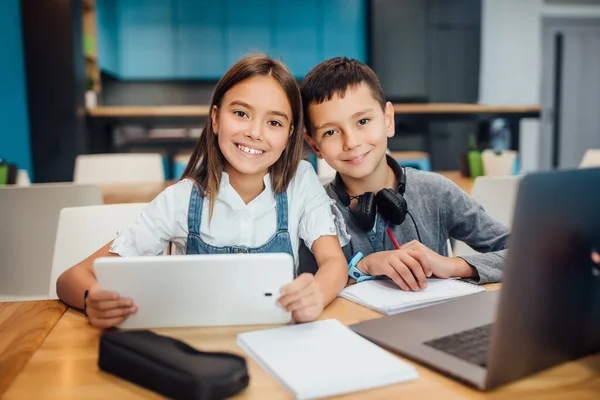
(101, 182, 175, 204)
(3, 284, 600, 399)
(101, 173, 474, 205)
(0, 300, 67, 395)
(437, 171, 475, 193)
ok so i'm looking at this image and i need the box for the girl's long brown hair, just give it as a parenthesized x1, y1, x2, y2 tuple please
(182, 54, 304, 219)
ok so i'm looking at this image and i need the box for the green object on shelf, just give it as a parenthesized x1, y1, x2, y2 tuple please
(0, 164, 8, 185)
(468, 133, 477, 151)
(83, 34, 95, 57)
(465, 133, 483, 178)
(468, 150, 483, 178)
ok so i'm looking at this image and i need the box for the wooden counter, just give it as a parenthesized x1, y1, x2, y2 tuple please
(85, 104, 541, 175)
(393, 103, 541, 114)
(88, 105, 211, 117)
(87, 104, 541, 118)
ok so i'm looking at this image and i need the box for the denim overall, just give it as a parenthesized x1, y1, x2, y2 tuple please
(185, 184, 295, 270)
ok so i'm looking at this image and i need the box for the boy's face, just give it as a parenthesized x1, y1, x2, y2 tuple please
(305, 83, 395, 180)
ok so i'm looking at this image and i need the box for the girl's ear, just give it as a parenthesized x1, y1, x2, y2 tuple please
(211, 105, 219, 134)
(304, 130, 323, 159)
(289, 125, 294, 137)
(384, 101, 395, 139)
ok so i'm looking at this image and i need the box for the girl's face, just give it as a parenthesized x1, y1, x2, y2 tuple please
(212, 75, 293, 180)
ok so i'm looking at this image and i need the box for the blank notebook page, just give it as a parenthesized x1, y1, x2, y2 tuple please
(237, 319, 417, 400)
(340, 278, 485, 315)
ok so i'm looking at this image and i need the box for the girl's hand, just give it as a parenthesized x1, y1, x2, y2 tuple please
(278, 273, 324, 323)
(85, 282, 137, 328)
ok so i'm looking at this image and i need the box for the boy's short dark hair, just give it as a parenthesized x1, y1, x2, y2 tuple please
(300, 57, 386, 136)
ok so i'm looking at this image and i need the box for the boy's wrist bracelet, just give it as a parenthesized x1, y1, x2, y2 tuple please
(348, 252, 376, 283)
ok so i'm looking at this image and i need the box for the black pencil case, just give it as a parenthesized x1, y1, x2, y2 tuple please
(98, 330, 249, 399)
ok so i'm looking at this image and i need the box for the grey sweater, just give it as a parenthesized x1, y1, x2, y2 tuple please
(298, 168, 509, 284)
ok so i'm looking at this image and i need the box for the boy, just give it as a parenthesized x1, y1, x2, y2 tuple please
(298, 57, 508, 291)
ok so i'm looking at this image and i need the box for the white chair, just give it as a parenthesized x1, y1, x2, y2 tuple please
(453, 175, 522, 257)
(16, 169, 31, 186)
(579, 149, 600, 168)
(0, 184, 103, 302)
(317, 158, 336, 185)
(73, 153, 165, 184)
(48, 203, 147, 299)
(446, 240, 454, 257)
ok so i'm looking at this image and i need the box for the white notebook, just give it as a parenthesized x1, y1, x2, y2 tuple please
(237, 319, 418, 400)
(340, 278, 485, 315)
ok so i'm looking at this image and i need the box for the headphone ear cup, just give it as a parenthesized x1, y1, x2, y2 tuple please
(350, 192, 377, 232)
(376, 189, 408, 225)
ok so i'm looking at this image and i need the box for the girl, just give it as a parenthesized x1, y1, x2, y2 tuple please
(57, 55, 348, 328)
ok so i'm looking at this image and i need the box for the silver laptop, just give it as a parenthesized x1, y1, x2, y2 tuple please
(351, 167, 600, 390)
(94, 253, 294, 329)
(0, 183, 102, 301)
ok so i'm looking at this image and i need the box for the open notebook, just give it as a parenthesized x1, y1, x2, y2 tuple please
(340, 278, 485, 315)
(237, 319, 417, 399)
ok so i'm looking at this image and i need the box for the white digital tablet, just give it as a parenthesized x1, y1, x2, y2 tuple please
(93, 253, 294, 329)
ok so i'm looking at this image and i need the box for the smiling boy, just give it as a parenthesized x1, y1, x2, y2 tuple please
(298, 57, 509, 291)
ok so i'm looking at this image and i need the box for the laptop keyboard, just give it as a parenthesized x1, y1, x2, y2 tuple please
(424, 324, 494, 368)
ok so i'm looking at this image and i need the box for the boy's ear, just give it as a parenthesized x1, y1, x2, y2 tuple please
(384, 101, 395, 139)
(304, 130, 323, 159)
(211, 105, 219, 134)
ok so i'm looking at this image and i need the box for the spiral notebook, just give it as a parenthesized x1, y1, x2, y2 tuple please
(339, 278, 485, 315)
(237, 319, 417, 400)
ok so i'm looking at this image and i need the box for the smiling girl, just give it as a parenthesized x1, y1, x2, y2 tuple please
(57, 55, 348, 328)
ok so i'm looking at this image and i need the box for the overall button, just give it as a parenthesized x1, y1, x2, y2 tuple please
(369, 235, 376, 241)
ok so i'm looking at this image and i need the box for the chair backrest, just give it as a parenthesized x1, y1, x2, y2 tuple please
(16, 169, 31, 186)
(579, 149, 600, 168)
(469, 175, 522, 228)
(48, 203, 147, 299)
(453, 175, 522, 257)
(317, 158, 336, 185)
(0, 184, 102, 301)
(74, 153, 165, 184)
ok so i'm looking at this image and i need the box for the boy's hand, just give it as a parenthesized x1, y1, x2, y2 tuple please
(402, 240, 477, 279)
(278, 273, 324, 323)
(357, 248, 432, 291)
(85, 282, 137, 328)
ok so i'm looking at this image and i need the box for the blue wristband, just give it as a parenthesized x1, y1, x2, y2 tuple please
(348, 252, 376, 283)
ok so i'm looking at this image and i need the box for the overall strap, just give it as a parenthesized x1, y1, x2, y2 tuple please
(187, 183, 204, 235)
(274, 191, 289, 232)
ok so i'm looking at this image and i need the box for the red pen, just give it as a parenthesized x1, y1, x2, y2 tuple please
(386, 228, 401, 250)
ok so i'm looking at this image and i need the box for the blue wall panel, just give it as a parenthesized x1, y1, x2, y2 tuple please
(96, 0, 120, 76)
(322, 0, 367, 62)
(224, 0, 272, 69)
(0, 0, 32, 174)
(95, 0, 367, 80)
(176, 0, 225, 79)
(118, 0, 177, 79)
(272, 0, 320, 77)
